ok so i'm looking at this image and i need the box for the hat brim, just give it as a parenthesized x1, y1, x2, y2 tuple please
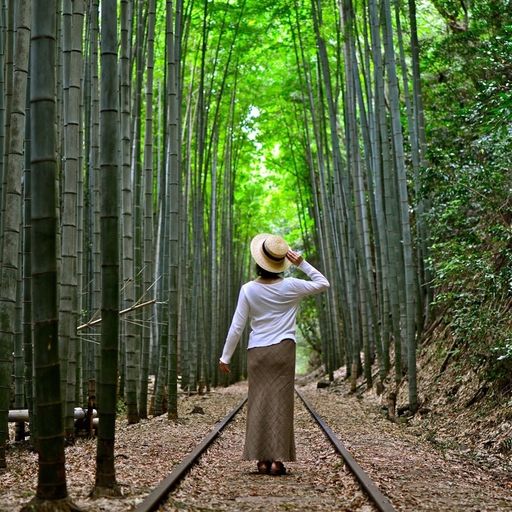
(250, 233, 292, 273)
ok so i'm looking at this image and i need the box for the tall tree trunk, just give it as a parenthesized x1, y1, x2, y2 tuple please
(14, 236, 24, 441)
(0, 3, 6, 223)
(125, 0, 145, 424)
(0, 0, 30, 469)
(153, 68, 169, 416)
(310, 0, 348, 378)
(139, 0, 156, 420)
(93, 0, 121, 496)
(87, 0, 101, 396)
(75, 2, 85, 407)
(0, 0, 14, 250)
(368, 0, 399, 380)
(120, 0, 138, 425)
(166, 0, 181, 420)
(382, 0, 418, 410)
(23, 69, 34, 443)
(407, 0, 432, 325)
(60, 0, 84, 441)
(340, 0, 379, 388)
(22, 1, 79, 509)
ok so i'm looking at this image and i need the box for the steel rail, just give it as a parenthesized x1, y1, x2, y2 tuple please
(296, 388, 398, 512)
(135, 397, 247, 512)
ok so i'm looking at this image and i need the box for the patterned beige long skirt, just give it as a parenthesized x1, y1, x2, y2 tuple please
(243, 339, 296, 462)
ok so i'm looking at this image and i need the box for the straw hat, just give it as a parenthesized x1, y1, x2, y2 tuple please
(250, 233, 292, 273)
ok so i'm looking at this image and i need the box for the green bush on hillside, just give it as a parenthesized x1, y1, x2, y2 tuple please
(421, 3, 512, 389)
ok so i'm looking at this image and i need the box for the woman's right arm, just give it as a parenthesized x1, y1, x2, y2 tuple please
(287, 250, 330, 296)
(219, 287, 250, 365)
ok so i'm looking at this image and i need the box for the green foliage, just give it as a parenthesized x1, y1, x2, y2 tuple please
(426, 136, 512, 383)
(296, 294, 323, 372)
(421, 0, 512, 387)
(178, 0, 315, 250)
(116, 399, 127, 416)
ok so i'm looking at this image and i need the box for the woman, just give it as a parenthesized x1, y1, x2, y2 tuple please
(219, 233, 330, 476)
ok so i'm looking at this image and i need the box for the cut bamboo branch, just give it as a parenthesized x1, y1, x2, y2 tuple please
(77, 299, 156, 331)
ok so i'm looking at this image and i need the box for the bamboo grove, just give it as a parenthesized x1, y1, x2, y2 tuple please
(0, 0, 433, 506)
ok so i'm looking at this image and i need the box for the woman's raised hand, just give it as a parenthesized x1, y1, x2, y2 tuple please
(286, 250, 303, 266)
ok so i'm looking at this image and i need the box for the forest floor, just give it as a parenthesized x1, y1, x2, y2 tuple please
(1, 372, 511, 511)
(396, 334, 512, 472)
(301, 375, 512, 511)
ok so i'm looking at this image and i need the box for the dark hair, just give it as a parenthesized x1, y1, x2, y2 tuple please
(255, 264, 282, 279)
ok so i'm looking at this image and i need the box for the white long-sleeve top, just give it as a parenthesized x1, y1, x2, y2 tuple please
(219, 260, 330, 364)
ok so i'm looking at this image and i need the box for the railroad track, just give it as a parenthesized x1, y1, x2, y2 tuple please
(135, 390, 397, 512)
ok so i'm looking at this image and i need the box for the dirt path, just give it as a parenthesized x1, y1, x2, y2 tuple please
(1, 381, 510, 511)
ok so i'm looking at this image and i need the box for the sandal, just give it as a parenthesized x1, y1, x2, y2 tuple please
(257, 460, 271, 474)
(270, 460, 286, 476)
